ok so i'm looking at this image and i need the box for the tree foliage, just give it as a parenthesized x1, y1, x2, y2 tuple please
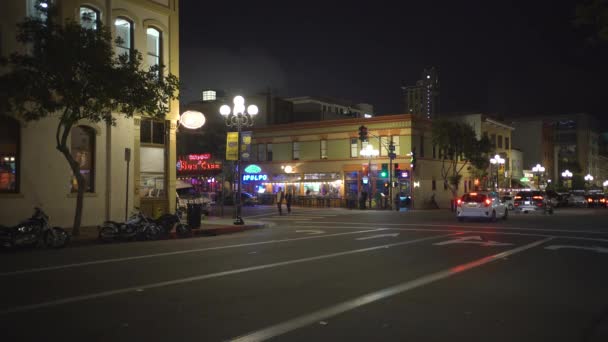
(431, 119, 492, 197)
(575, 0, 608, 43)
(0, 1, 179, 235)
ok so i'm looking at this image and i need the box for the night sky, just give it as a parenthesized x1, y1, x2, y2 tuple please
(179, 1, 608, 127)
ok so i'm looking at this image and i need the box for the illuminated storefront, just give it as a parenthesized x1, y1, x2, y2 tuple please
(176, 153, 222, 193)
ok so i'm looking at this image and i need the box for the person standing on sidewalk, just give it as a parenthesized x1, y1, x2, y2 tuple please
(276, 187, 285, 215)
(285, 190, 293, 214)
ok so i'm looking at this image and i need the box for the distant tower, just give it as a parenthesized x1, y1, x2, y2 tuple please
(402, 67, 440, 119)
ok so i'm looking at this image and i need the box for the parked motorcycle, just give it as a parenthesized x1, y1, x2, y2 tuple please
(154, 208, 192, 238)
(98, 208, 161, 242)
(0, 207, 70, 249)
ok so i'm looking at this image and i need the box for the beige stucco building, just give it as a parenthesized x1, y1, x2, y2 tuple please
(0, 0, 180, 227)
(246, 114, 475, 209)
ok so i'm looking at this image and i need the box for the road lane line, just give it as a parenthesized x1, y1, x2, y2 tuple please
(295, 221, 608, 235)
(0, 229, 383, 277)
(230, 236, 554, 342)
(0, 233, 460, 315)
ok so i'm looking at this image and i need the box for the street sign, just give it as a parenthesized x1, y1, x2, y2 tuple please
(433, 236, 514, 247)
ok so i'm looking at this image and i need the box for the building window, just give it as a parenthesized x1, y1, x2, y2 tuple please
(257, 144, 266, 161)
(79, 6, 99, 30)
(146, 27, 162, 76)
(70, 126, 95, 193)
(505, 157, 510, 171)
(432, 179, 436, 191)
(140, 146, 165, 199)
(350, 138, 358, 158)
(267, 143, 273, 161)
(292, 142, 300, 160)
(490, 134, 496, 148)
(28, 0, 52, 20)
(202, 90, 216, 102)
(505, 137, 510, 149)
(392, 136, 400, 155)
(0, 117, 20, 193)
(432, 144, 436, 159)
(320, 140, 328, 159)
(114, 17, 133, 59)
(140, 119, 165, 145)
(497, 135, 503, 148)
(380, 136, 389, 156)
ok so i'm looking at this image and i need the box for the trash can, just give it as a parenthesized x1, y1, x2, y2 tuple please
(187, 203, 202, 229)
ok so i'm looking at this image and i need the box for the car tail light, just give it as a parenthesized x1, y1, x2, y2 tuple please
(514, 196, 522, 200)
(484, 199, 491, 207)
(457, 199, 462, 207)
(601, 198, 606, 203)
(588, 198, 593, 203)
(532, 196, 543, 200)
(536, 202, 544, 207)
(514, 202, 519, 206)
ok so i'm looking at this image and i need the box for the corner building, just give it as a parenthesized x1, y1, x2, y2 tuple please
(0, 0, 180, 226)
(248, 115, 474, 209)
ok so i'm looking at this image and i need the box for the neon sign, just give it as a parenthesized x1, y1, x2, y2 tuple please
(243, 174, 268, 182)
(188, 154, 211, 161)
(177, 159, 221, 173)
(244, 164, 262, 174)
(400, 171, 410, 178)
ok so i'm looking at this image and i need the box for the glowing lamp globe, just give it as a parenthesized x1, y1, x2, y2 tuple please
(180, 111, 205, 129)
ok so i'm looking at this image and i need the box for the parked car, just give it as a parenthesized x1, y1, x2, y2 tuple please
(567, 194, 587, 207)
(456, 191, 508, 222)
(223, 192, 258, 206)
(513, 190, 553, 214)
(585, 194, 606, 208)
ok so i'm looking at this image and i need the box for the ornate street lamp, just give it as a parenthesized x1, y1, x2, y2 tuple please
(561, 169, 573, 190)
(489, 154, 505, 190)
(219, 96, 258, 225)
(584, 174, 594, 189)
(360, 144, 379, 208)
(532, 163, 545, 190)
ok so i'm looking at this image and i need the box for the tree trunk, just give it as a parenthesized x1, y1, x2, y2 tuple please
(56, 120, 84, 237)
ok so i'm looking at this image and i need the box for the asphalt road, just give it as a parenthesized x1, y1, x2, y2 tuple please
(2, 206, 608, 341)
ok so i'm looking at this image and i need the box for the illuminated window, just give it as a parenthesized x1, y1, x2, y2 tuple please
(202, 90, 216, 102)
(392, 136, 400, 155)
(70, 126, 95, 193)
(0, 117, 20, 193)
(114, 18, 133, 59)
(146, 27, 162, 76)
(292, 142, 300, 160)
(321, 140, 327, 159)
(350, 138, 358, 158)
(79, 6, 99, 30)
(380, 136, 389, 156)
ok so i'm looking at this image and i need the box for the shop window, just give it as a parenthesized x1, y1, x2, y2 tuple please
(146, 27, 162, 77)
(0, 117, 20, 193)
(140, 146, 165, 198)
(350, 138, 358, 158)
(320, 140, 327, 159)
(114, 17, 133, 59)
(140, 119, 165, 145)
(257, 144, 266, 161)
(79, 6, 100, 30)
(292, 142, 300, 160)
(70, 125, 95, 192)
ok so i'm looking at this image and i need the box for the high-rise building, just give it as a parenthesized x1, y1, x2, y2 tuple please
(402, 67, 440, 120)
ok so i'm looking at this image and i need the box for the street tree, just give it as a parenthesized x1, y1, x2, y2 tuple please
(431, 119, 492, 201)
(574, 0, 608, 43)
(0, 2, 179, 236)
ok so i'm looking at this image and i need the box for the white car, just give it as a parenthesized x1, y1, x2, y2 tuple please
(456, 191, 508, 222)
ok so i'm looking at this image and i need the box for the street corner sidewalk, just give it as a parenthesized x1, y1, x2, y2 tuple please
(66, 216, 267, 247)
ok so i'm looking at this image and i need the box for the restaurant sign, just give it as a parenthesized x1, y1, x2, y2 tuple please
(243, 174, 268, 182)
(177, 154, 221, 173)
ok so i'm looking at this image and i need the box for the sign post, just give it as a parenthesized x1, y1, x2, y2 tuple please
(124, 148, 131, 221)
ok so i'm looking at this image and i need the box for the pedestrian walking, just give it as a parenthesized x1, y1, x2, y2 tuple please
(285, 190, 293, 214)
(276, 187, 285, 215)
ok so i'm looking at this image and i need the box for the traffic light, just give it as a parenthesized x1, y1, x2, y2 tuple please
(410, 148, 416, 170)
(380, 163, 388, 178)
(358, 125, 368, 142)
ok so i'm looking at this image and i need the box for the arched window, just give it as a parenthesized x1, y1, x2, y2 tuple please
(114, 17, 133, 59)
(146, 27, 162, 76)
(70, 126, 95, 192)
(0, 117, 20, 193)
(80, 5, 100, 30)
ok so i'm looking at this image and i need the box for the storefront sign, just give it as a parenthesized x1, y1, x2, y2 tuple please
(243, 174, 268, 182)
(177, 159, 222, 172)
(244, 164, 262, 174)
(241, 131, 252, 161)
(226, 132, 238, 161)
(188, 153, 211, 161)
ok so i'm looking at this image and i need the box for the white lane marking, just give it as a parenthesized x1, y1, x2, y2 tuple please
(295, 230, 325, 235)
(264, 218, 313, 221)
(294, 225, 608, 243)
(355, 233, 400, 240)
(0, 233, 459, 315)
(545, 245, 608, 254)
(295, 221, 608, 235)
(433, 236, 514, 247)
(230, 236, 554, 342)
(0, 229, 382, 277)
